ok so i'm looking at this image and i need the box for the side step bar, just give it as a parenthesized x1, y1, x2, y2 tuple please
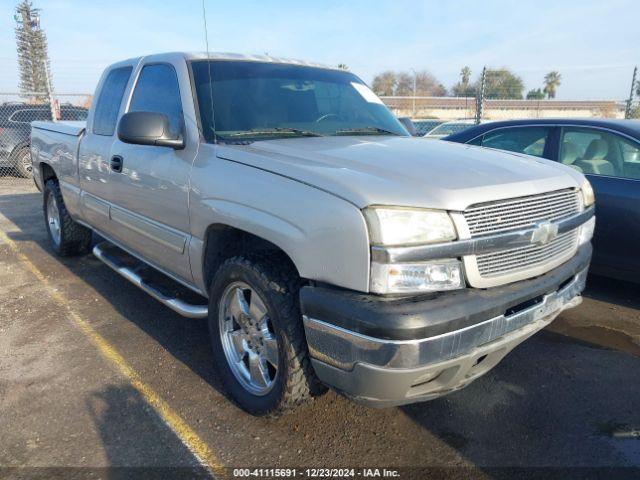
(93, 242, 208, 319)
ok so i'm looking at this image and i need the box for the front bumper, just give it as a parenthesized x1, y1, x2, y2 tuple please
(301, 245, 590, 407)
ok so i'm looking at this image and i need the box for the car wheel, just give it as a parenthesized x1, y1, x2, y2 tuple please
(209, 255, 325, 416)
(13, 147, 33, 178)
(43, 179, 92, 256)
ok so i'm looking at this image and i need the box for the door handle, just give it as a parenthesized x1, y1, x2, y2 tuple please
(110, 155, 123, 173)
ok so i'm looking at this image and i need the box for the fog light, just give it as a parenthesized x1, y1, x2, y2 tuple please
(370, 259, 464, 294)
(579, 217, 595, 245)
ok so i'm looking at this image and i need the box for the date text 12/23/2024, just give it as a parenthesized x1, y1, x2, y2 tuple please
(233, 468, 401, 478)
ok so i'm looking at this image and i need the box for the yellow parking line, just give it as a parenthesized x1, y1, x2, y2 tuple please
(0, 228, 224, 478)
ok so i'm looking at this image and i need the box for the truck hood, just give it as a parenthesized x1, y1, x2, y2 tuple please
(217, 136, 584, 211)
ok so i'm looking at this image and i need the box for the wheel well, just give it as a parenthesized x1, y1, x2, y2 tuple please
(40, 163, 57, 183)
(203, 225, 300, 290)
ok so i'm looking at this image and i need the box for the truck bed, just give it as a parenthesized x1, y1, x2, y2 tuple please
(31, 120, 86, 194)
(32, 120, 86, 137)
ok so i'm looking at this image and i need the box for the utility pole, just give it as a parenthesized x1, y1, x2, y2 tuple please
(411, 68, 417, 118)
(625, 66, 638, 119)
(475, 67, 486, 124)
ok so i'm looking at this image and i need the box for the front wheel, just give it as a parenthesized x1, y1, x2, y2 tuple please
(208, 256, 324, 416)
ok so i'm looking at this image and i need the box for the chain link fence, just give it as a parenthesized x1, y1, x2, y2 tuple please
(380, 65, 638, 137)
(0, 93, 91, 189)
(630, 99, 640, 119)
(381, 96, 628, 121)
(382, 95, 628, 136)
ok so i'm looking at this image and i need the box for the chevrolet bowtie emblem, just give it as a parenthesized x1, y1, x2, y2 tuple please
(531, 221, 559, 246)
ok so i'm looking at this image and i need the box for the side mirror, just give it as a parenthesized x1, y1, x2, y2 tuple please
(117, 111, 184, 149)
(397, 117, 417, 136)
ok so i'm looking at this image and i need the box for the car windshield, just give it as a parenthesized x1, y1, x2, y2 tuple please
(191, 60, 408, 142)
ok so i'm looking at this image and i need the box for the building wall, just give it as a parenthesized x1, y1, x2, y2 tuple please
(382, 97, 626, 120)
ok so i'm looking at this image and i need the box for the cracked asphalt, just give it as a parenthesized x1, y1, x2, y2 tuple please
(1, 180, 639, 479)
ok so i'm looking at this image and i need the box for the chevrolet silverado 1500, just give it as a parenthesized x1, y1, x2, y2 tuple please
(30, 52, 595, 416)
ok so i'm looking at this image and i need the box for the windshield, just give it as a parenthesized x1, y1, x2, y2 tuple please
(191, 60, 408, 142)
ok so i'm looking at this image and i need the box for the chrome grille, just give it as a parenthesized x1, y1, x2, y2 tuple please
(461, 189, 582, 287)
(464, 189, 581, 237)
(475, 230, 578, 277)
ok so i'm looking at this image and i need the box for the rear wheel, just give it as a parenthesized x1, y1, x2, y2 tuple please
(13, 147, 33, 178)
(43, 179, 92, 256)
(209, 255, 324, 416)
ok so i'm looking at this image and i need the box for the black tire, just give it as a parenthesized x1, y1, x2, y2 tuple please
(43, 179, 92, 256)
(12, 147, 33, 178)
(208, 255, 325, 416)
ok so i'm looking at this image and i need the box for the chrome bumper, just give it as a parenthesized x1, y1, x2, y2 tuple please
(304, 267, 586, 372)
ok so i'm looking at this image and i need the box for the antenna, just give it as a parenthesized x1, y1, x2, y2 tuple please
(201, 0, 217, 143)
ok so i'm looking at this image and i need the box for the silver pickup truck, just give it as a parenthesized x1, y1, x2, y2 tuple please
(31, 52, 595, 416)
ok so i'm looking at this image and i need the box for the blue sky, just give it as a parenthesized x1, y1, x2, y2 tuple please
(1, 0, 639, 99)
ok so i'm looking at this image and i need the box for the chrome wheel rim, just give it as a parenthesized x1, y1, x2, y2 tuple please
(20, 150, 32, 174)
(46, 192, 61, 247)
(219, 281, 279, 396)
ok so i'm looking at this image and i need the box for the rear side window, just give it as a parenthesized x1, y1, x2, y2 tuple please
(129, 64, 183, 137)
(60, 107, 88, 121)
(9, 108, 52, 123)
(479, 127, 551, 157)
(92, 66, 132, 136)
(560, 127, 640, 179)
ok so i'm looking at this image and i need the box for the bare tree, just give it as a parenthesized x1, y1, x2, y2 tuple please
(395, 72, 414, 96)
(414, 70, 447, 96)
(15, 1, 54, 104)
(371, 71, 397, 96)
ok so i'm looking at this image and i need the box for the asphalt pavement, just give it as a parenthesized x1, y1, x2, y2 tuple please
(1, 181, 639, 479)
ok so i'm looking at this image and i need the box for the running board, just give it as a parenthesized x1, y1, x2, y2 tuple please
(93, 241, 208, 319)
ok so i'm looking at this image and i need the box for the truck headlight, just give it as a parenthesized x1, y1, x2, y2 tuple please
(371, 259, 464, 294)
(581, 179, 595, 208)
(363, 207, 457, 246)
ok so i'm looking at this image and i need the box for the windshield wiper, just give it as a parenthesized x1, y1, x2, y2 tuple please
(224, 127, 324, 138)
(334, 126, 402, 136)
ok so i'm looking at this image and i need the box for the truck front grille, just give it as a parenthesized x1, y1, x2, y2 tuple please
(462, 189, 581, 287)
(465, 188, 580, 237)
(476, 230, 578, 277)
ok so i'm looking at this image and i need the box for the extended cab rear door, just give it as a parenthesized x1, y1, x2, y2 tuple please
(98, 57, 198, 284)
(78, 63, 134, 236)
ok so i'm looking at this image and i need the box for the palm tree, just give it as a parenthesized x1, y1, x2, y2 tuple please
(543, 71, 562, 99)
